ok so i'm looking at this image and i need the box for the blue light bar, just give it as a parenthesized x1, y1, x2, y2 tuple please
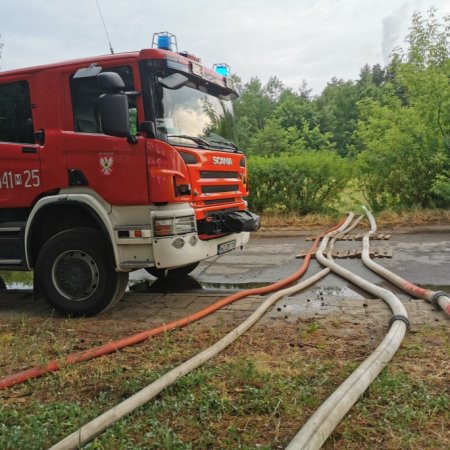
(152, 32, 177, 52)
(214, 63, 231, 77)
(157, 35, 172, 50)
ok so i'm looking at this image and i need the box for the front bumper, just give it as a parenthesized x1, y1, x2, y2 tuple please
(152, 231, 250, 269)
(115, 204, 257, 271)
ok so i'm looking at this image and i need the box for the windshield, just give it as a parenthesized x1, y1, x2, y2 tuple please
(156, 79, 237, 151)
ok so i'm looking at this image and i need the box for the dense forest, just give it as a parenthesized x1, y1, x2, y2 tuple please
(234, 9, 450, 214)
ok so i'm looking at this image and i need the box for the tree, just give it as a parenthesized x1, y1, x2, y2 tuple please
(264, 76, 285, 103)
(355, 8, 450, 209)
(403, 7, 450, 69)
(357, 64, 384, 100)
(246, 118, 295, 156)
(275, 90, 318, 130)
(233, 78, 276, 131)
(371, 64, 386, 87)
(358, 64, 372, 85)
(356, 97, 446, 210)
(233, 77, 278, 148)
(275, 90, 334, 151)
(392, 8, 450, 205)
(315, 79, 360, 155)
(395, 8, 450, 145)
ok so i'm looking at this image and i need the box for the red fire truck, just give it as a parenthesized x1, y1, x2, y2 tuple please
(0, 32, 260, 316)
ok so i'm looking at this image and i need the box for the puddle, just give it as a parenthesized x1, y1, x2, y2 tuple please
(129, 276, 203, 293)
(129, 278, 268, 293)
(199, 281, 268, 290)
(1, 269, 268, 295)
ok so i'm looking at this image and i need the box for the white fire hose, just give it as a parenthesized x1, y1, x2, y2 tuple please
(286, 213, 409, 449)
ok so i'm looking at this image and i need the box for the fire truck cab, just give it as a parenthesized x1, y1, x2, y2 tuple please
(0, 33, 260, 316)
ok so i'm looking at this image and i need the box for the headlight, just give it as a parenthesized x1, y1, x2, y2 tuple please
(154, 215, 196, 237)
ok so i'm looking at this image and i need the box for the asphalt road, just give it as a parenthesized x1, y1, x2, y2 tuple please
(1, 230, 449, 329)
(193, 231, 450, 292)
(149, 230, 449, 329)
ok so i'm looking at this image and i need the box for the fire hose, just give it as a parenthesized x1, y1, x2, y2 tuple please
(0, 219, 349, 390)
(362, 207, 450, 316)
(48, 215, 358, 449)
(286, 212, 409, 449)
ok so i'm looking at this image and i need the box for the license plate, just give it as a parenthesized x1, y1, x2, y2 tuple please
(217, 240, 236, 255)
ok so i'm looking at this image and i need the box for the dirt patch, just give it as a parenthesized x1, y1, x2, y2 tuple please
(258, 209, 450, 232)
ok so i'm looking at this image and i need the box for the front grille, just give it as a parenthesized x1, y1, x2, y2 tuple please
(204, 198, 235, 205)
(202, 185, 238, 194)
(200, 171, 238, 179)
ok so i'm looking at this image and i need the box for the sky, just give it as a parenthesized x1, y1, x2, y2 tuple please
(1, 0, 449, 95)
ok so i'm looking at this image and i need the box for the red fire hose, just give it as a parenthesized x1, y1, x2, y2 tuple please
(0, 219, 345, 389)
(362, 207, 450, 317)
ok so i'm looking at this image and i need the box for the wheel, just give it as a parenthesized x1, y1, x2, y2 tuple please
(145, 262, 199, 280)
(36, 228, 128, 317)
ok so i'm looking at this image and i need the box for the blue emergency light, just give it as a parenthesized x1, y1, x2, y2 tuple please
(214, 63, 231, 77)
(152, 32, 177, 52)
(158, 35, 172, 50)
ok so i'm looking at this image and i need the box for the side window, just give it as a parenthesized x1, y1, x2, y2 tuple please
(70, 65, 137, 134)
(0, 81, 35, 144)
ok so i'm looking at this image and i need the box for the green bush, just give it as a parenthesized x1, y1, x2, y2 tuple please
(431, 172, 450, 206)
(247, 152, 351, 215)
(355, 99, 448, 211)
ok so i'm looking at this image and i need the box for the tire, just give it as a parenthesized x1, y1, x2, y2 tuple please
(145, 262, 199, 280)
(36, 228, 128, 317)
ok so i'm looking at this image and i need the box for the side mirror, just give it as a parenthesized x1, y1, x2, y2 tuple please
(139, 121, 156, 139)
(97, 72, 125, 92)
(159, 73, 189, 90)
(97, 72, 133, 140)
(98, 93, 130, 138)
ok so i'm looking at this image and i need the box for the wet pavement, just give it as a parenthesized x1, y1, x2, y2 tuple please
(0, 230, 449, 329)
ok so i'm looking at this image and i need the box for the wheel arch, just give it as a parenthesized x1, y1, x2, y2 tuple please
(25, 195, 118, 269)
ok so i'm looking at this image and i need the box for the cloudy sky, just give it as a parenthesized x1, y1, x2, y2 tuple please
(1, 0, 449, 95)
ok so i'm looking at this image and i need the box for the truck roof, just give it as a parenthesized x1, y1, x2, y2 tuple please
(0, 47, 232, 92)
(0, 49, 156, 77)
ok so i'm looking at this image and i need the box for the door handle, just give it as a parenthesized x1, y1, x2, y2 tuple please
(22, 147, 37, 154)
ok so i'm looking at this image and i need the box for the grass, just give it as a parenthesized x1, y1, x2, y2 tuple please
(0, 318, 448, 449)
(335, 370, 449, 449)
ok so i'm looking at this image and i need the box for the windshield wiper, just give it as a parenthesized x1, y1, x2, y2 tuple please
(167, 134, 210, 149)
(206, 138, 239, 152)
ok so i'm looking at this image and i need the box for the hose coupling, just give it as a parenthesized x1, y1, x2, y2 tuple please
(389, 314, 411, 331)
(431, 291, 448, 310)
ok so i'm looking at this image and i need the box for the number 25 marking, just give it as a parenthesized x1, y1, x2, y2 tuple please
(24, 169, 40, 187)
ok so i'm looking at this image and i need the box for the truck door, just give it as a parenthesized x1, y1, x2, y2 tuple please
(63, 65, 149, 205)
(0, 77, 42, 208)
